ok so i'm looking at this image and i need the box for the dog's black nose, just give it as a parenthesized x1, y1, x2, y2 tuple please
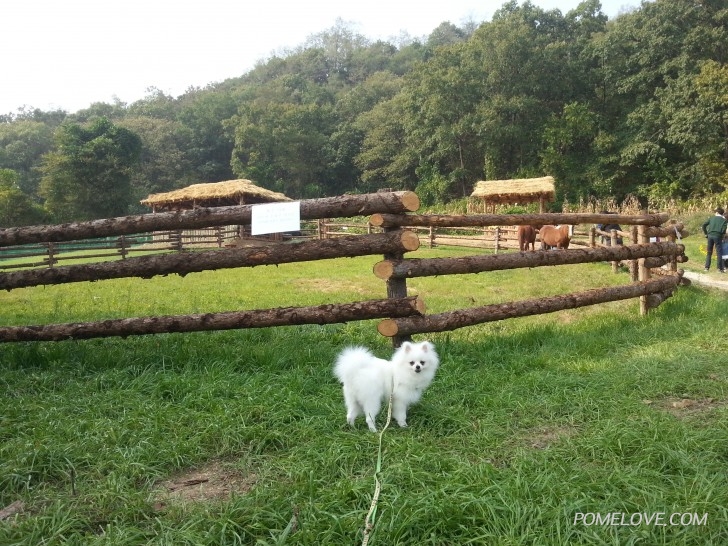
(414, 366, 421, 373)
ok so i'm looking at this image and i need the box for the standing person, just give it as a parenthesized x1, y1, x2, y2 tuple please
(702, 207, 728, 273)
(596, 211, 623, 246)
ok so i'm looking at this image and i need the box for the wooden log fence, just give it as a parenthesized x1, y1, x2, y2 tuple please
(0, 230, 420, 290)
(0, 296, 426, 343)
(373, 242, 685, 280)
(0, 191, 420, 247)
(370, 212, 687, 344)
(0, 191, 689, 344)
(0, 228, 243, 272)
(369, 212, 669, 229)
(377, 275, 682, 338)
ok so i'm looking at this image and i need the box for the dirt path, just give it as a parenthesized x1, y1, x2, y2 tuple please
(683, 271, 728, 291)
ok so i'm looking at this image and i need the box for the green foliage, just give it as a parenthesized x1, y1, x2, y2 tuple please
(354, 94, 416, 192)
(541, 102, 601, 201)
(0, 119, 56, 197)
(598, 0, 728, 198)
(0, 169, 47, 227)
(118, 116, 194, 214)
(38, 118, 142, 221)
(176, 89, 237, 182)
(414, 163, 450, 206)
(230, 101, 336, 198)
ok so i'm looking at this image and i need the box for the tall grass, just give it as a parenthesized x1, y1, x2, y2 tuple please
(1, 248, 727, 545)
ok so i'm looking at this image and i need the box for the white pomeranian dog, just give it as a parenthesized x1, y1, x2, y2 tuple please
(333, 341, 439, 432)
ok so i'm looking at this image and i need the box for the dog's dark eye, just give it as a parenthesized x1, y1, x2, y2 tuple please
(409, 361, 415, 366)
(420, 360, 425, 366)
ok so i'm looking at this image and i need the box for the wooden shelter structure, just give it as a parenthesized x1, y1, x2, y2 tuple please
(470, 176, 555, 213)
(140, 179, 291, 213)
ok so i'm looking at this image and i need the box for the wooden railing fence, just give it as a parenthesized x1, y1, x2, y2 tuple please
(0, 191, 688, 345)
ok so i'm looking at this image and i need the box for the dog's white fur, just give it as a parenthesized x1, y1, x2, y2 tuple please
(333, 341, 439, 432)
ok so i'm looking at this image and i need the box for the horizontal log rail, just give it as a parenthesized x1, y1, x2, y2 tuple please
(373, 242, 685, 280)
(0, 191, 420, 247)
(0, 231, 420, 290)
(377, 274, 682, 338)
(593, 227, 631, 239)
(0, 296, 426, 343)
(645, 223, 687, 238)
(370, 212, 670, 229)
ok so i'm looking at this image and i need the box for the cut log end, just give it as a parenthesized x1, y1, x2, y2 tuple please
(400, 230, 420, 251)
(369, 213, 385, 227)
(399, 191, 420, 212)
(377, 319, 399, 337)
(373, 260, 394, 280)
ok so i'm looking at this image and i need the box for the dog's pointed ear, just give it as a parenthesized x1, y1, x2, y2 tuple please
(420, 341, 432, 352)
(401, 341, 412, 353)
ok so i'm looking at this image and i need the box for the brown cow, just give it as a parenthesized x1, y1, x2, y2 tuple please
(539, 225, 571, 250)
(517, 225, 538, 251)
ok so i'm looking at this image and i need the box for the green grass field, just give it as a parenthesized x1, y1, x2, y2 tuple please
(1, 242, 727, 545)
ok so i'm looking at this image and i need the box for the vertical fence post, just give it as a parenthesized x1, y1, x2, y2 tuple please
(173, 230, 183, 252)
(45, 242, 55, 268)
(638, 222, 649, 315)
(383, 226, 410, 348)
(118, 236, 128, 260)
(494, 227, 500, 254)
(630, 226, 639, 282)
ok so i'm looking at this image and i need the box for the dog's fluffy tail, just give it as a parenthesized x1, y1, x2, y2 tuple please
(333, 346, 375, 383)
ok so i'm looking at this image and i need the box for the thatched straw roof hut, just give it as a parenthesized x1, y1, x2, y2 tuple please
(140, 179, 291, 212)
(470, 176, 555, 213)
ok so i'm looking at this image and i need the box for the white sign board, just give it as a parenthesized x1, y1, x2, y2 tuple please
(250, 201, 301, 236)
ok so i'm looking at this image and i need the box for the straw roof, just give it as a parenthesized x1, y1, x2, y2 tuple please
(470, 176, 555, 205)
(140, 179, 291, 211)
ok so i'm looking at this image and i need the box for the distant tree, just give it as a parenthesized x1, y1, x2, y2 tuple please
(230, 101, 336, 198)
(39, 117, 142, 221)
(399, 42, 485, 197)
(597, 0, 728, 198)
(126, 88, 180, 120)
(118, 116, 194, 212)
(71, 99, 128, 123)
(692, 61, 728, 193)
(330, 71, 404, 194)
(471, 2, 594, 179)
(354, 94, 417, 191)
(11, 107, 67, 126)
(0, 119, 56, 198)
(388, 40, 427, 75)
(176, 88, 237, 182)
(0, 169, 47, 227)
(540, 102, 601, 200)
(347, 41, 398, 83)
(426, 22, 466, 49)
(304, 18, 370, 84)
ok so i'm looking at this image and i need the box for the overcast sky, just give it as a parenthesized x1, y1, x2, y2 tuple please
(2, 0, 636, 115)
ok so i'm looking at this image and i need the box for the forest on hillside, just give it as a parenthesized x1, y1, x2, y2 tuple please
(1, 0, 727, 226)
